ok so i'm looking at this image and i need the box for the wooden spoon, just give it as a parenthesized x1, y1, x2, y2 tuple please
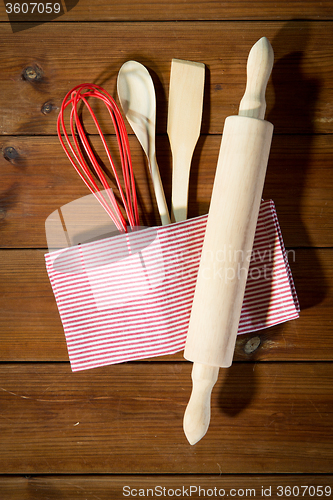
(167, 59, 205, 223)
(117, 61, 170, 226)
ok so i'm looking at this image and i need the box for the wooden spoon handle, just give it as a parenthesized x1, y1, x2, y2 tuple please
(149, 152, 171, 226)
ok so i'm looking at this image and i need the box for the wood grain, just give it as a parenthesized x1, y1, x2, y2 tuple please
(0, 22, 332, 135)
(0, 0, 331, 486)
(0, 248, 331, 362)
(0, 475, 332, 500)
(0, 362, 332, 473)
(1, 0, 333, 22)
(0, 134, 332, 248)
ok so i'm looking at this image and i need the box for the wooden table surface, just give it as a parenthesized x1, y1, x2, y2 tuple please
(0, 1, 332, 498)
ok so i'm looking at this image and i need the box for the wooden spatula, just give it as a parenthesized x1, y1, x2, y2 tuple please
(167, 59, 205, 223)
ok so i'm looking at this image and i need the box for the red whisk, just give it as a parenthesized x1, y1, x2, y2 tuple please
(57, 83, 140, 233)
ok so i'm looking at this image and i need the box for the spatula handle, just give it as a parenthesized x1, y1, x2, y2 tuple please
(171, 152, 193, 222)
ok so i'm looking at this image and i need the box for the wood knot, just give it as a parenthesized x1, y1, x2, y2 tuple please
(41, 101, 53, 114)
(22, 64, 43, 82)
(244, 336, 261, 354)
(3, 146, 19, 162)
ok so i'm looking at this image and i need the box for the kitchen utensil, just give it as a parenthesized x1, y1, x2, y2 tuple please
(45, 191, 119, 252)
(167, 58, 205, 222)
(183, 37, 274, 445)
(117, 61, 170, 225)
(57, 83, 139, 233)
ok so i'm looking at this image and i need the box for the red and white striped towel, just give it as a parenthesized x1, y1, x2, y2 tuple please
(45, 200, 299, 372)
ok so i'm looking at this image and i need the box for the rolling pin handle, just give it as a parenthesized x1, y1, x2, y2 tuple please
(183, 362, 219, 445)
(238, 36, 274, 120)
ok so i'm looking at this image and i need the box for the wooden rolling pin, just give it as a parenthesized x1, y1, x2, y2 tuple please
(183, 37, 274, 445)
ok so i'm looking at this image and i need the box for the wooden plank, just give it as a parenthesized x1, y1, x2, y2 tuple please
(1, 1, 333, 22)
(0, 475, 332, 500)
(0, 22, 332, 135)
(0, 249, 332, 362)
(0, 362, 332, 473)
(0, 250, 67, 361)
(0, 134, 332, 248)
